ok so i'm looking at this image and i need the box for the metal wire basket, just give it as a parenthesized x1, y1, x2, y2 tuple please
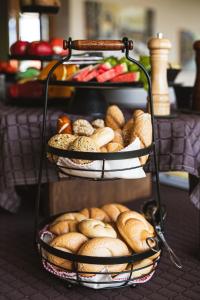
(35, 37, 181, 289)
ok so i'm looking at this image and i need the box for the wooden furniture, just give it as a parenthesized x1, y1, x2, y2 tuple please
(47, 175, 152, 215)
(148, 33, 171, 115)
(192, 40, 200, 111)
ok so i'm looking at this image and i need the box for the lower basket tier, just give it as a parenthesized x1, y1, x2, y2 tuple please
(36, 216, 161, 289)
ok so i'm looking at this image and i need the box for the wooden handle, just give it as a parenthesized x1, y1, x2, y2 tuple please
(192, 40, 200, 111)
(63, 39, 133, 51)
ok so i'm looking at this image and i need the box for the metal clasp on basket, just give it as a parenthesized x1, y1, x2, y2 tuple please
(155, 225, 183, 269)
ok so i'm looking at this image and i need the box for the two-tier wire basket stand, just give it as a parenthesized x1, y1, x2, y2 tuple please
(35, 37, 181, 289)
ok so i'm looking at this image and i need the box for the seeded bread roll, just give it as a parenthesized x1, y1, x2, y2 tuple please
(101, 203, 130, 222)
(130, 110, 152, 165)
(78, 237, 130, 275)
(73, 119, 94, 136)
(116, 211, 156, 253)
(80, 207, 110, 222)
(106, 142, 123, 152)
(78, 219, 117, 238)
(68, 136, 99, 164)
(91, 127, 114, 148)
(47, 232, 88, 271)
(47, 133, 77, 162)
(105, 105, 125, 130)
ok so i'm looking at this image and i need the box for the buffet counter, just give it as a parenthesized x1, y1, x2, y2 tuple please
(0, 102, 199, 212)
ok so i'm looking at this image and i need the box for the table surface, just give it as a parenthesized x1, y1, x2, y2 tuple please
(0, 102, 200, 212)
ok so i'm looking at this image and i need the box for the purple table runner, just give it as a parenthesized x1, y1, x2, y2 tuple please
(0, 103, 199, 212)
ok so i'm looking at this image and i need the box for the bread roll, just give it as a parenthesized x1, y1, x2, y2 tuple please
(130, 110, 152, 165)
(127, 258, 154, 278)
(57, 115, 72, 134)
(100, 146, 108, 152)
(122, 119, 134, 146)
(105, 105, 125, 130)
(47, 232, 88, 271)
(68, 136, 99, 164)
(78, 219, 117, 238)
(116, 211, 155, 253)
(73, 119, 94, 136)
(92, 119, 105, 129)
(52, 212, 86, 225)
(48, 134, 77, 150)
(78, 237, 130, 275)
(106, 142, 123, 152)
(91, 127, 114, 148)
(101, 203, 130, 222)
(49, 220, 78, 235)
(80, 207, 110, 222)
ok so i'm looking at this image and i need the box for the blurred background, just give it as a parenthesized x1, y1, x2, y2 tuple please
(1, 0, 200, 77)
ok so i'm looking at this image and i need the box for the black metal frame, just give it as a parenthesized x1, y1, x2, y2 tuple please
(35, 37, 164, 288)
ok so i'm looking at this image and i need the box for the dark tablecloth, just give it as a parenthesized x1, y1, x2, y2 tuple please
(0, 103, 200, 212)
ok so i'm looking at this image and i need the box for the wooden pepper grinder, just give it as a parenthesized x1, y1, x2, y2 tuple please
(147, 33, 172, 115)
(192, 41, 200, 111)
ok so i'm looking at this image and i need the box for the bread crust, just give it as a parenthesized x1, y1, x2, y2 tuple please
(78, 237, 130, 275)
(91, 127, 114, 148)
(101, 203, 130, 222)
(78, 219, 117, 238)
(116, 211, 155, 253)
(105, 105, 125, 130)
(47, 232, 88, 270)
(80, 207, 110, 222)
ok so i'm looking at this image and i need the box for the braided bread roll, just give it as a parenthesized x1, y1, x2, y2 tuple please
(78, 219, 117, 238)
(116, 211, 156, 253)
(101, 203, 130, 222)
(105, 105, 125, 130)
(47, 232, 88, 270)
(49, 212, 86, 235)
(78, 237, 130, 275)
(80, 207, 110, 222)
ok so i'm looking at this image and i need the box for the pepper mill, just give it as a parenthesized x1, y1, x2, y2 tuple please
(192, 41, 200, 111)
(147, 33, 171, 115)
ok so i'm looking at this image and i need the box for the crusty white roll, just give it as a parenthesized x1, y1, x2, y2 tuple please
(52, 212, 86, 225)
(78, 237, 130, 275)
(130, 110, 152, 165)
(47, 232, 88, 271)
(101, 203, 130, 222)
(91, 127, 114, 148)
(127, 258, 154, 279)
(105, 105, 125, 130)
(116, 211, 156, 253)
(80, 207, 110, 222)
(78, 219, 117, 238)
(49, 220, 78, 235)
